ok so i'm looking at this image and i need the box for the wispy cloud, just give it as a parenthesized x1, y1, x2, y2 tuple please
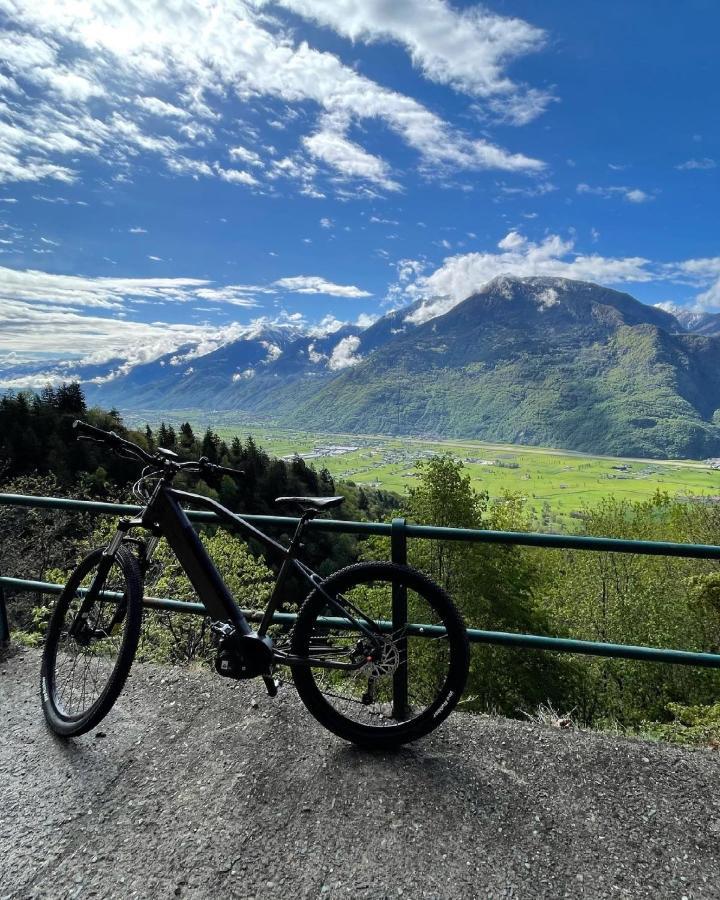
(0, 0, 546, 198)
(273, 276, 372, 297)
(676, 158, 716, 171)
(577, 183, 653, 203)
(273, 0, 552, 121)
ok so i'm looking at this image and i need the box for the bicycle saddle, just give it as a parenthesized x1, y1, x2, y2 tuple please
(274, 495, 345, 511)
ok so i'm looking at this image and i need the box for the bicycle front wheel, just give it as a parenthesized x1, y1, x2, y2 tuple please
(41, 546, 143, 737)
(291, 562, 469, 748)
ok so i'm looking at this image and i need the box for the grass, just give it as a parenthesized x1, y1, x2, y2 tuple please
(125, 409, 720, 528)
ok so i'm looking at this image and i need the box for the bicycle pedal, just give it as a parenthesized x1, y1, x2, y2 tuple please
(262, 675, 280, 697)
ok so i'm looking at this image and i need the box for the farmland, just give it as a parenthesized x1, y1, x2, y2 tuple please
(125, 410, 720, 528)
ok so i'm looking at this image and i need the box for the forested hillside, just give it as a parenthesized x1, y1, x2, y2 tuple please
(0, 384, 399, 621)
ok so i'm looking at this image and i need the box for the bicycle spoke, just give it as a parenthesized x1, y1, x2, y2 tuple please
(48, 559, 132, 719)
(297, 573, 453, 729)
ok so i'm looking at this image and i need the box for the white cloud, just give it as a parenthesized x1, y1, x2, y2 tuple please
(399, 233, 720, 321)
(229, 145, 263, 167)
(497, 230, 525, 251)
(403, 231, 655, 323)
(40, 68, 105, 102)
(485, 88, 556, 126)
(261, 341, 283, 362)
(577, 183, 653, 203)
(214, 166, 258, 186)
(0, 299, 235, 382)
(0, 264, 274, 337)
(136, 96, 191, 120)
(272, 0, 550, 117)
(328, 334, 363, 370)
(0, 0, 545, 194)
(676, 158, 716, 171)
(625, 188, 651, 204)
(0, 266, 332, 384)
(668, 257, 720, 311)
(319, 217, 334, 228)
(304, 127, 401, 192)
(273, 276, 372, 297)
(32, 194, 87, 205)
(307, 342, 326, 364)
(129, 226, 147, 233)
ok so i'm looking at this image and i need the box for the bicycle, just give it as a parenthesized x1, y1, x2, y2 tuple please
(41, 421, 470, 748)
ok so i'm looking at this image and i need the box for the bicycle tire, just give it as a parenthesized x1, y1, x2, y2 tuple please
(291, 562, 469, 749)
(41, 546, 143, 737)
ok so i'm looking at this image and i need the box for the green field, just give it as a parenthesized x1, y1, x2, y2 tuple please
(126, 410, 720, 527)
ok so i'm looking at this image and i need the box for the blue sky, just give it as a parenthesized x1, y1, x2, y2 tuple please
(0, 0, 718, 382)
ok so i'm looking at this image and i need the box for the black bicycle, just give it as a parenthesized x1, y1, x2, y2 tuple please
(41, 421, 469, 748)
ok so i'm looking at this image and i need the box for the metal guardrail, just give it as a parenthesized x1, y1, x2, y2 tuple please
(2, 493, 720, 670)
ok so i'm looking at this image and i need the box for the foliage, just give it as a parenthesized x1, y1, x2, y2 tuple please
(400, 454, 573, 716)
(641, 702, 720, 748)
(0, 385, 398, 656)
(138, 528, 275, 665)
(5, 384, 720, 742)
(537, 492, 720, 725)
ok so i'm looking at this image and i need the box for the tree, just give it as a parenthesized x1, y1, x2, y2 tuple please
(55, 382, 86, 416)
(179, 422, 195, 450)
(201, 427, 220, 462)
(404, 454, 571, 715)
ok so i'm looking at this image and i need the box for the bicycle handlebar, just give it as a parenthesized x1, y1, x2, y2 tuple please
(72, 421, 244, 480)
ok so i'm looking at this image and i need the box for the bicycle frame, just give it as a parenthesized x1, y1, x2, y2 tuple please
(109, 480, 380, 669)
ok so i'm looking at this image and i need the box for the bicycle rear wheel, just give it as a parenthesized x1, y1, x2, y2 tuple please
(291, 562, 469, 748)
(41, 546, 143, 737)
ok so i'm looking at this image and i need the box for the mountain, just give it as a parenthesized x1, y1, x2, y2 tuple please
(83, 306, 423, 413)
(278, 277, 720, 458)
(673, 309, 720, 336)
(9, 276, 720, 459)
(83, 325, 305, 409)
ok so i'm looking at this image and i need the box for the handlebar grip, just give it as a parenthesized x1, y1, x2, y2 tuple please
(73, 420, 122, 446)
(216, 464, 245, 478)
(198, 457, 244, 479)
(74, 420, 109, 438)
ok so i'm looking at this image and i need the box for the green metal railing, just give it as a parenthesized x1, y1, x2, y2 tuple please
(2, 492, 720, 671)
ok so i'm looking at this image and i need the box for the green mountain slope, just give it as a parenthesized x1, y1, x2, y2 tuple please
(281, 277, 720, 458)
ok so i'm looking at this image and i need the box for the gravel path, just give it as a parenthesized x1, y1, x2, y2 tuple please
(2, 646, 720, 899)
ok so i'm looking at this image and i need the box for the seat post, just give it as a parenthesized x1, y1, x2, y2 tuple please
(287, 509, 314, 556)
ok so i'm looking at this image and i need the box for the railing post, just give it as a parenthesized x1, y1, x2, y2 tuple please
(391, 517, 408, 720)
(0, 578, 9, 644)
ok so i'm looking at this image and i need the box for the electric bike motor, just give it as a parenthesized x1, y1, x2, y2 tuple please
(214, 626, 274, 680)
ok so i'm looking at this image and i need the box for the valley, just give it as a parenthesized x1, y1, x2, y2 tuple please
(124, 408, 720, 528)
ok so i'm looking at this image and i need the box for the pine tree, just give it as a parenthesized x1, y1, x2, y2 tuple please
(179, 422, 195, 450)
(201, 427, 220, 462)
